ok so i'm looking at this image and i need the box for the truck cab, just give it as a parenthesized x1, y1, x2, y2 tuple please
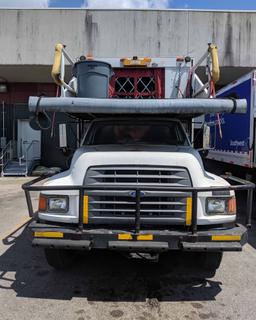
(41, 118, 237, 227)
(22, 44, 254, 273)
(24, 117, 252, 272)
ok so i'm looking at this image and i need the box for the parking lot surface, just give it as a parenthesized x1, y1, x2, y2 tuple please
(0, 177, 256, 320)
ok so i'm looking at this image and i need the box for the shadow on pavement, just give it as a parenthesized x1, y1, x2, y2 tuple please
(235, 191, 256, 250)
(0, 227, 222, 302)
(205, 159, 256, 250)
(247, 223, 256, 249)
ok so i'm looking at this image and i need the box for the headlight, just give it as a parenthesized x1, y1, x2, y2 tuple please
(39, 194, 69, 213)
(48, 197, 68, 211)
(206, 197, 236, 215)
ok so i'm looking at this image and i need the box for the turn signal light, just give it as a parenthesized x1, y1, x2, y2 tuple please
(176, 56, 184, 62)
(86, 54, 94, 60)
(38, 195, 47, 211)
(228, 198, 237, 214)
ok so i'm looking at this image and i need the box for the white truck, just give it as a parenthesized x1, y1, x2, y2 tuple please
(23, 44, 254, 272)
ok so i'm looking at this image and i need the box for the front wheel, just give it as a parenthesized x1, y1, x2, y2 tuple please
(197, 252, 223, 272)
(44, 248, 75, 270)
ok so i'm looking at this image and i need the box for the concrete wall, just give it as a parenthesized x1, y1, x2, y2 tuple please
(0, 9, 256, 83)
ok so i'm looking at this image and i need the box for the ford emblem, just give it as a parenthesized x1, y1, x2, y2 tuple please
(130, 191, 146, 198)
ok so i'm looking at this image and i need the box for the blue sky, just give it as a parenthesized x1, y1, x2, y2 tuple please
(171, 0, 256, 10)
(49, 0, 256, 10)
(1, 0, 256, 10)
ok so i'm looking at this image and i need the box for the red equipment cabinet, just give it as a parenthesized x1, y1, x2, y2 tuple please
(109, 68, 165, 99)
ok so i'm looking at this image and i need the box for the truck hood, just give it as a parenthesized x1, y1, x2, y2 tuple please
(46, 146, 229, 188)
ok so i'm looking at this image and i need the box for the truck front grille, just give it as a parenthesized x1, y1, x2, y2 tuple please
(85, 166, 191, 187)
(84, 166, 192, 226)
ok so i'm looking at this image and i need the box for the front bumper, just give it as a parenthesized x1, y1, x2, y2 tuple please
(30, 221, 247, 253)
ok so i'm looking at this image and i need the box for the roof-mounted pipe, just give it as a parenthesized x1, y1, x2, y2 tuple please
(29, 97, 247, 115)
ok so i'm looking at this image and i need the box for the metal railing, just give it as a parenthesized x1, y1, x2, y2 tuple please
(0, 140, 14, 177)
(23, 140, 40, 176)
(22, 174, 255, 234)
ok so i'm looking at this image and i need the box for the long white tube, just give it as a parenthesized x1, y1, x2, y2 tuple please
(29, 97, 247, 115)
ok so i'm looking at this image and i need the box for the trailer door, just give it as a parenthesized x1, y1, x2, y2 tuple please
(252, 71, 256, 166)
(206, 73, 254, 168)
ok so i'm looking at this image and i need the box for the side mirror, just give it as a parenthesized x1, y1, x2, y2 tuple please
(59, 123, 67, 148)
(198, 148, 209, 158)
(203, 124, 210, 149)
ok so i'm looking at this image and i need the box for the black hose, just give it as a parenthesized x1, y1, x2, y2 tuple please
(35, 96, 52, 130)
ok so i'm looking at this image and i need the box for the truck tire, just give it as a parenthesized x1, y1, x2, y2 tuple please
(197, 252, 223, 272)
(44, 248, 74, 270)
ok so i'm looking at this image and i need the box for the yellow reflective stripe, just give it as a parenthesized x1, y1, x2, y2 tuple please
(186, 197, 192, 226)
(137, 234, 153, 241)
(212, 235, 241, 241)
(34, 232, 63, 238)
(83, 196, 89, 224)
(118, 234, 132, 240)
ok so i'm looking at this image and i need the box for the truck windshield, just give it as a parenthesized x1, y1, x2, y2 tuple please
(85, 121, 189, 146)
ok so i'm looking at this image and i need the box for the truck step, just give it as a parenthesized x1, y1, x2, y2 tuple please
(2, 160, 27, 176)
(108, 241, 169, 252)
(181, 241, 242, 252)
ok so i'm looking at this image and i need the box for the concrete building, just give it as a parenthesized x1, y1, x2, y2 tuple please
(0, 8, 256, 173)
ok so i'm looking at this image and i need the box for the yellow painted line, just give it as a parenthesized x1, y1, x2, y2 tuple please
(212, 235, 241, 241)
(1, 217, 32, 241)
(137, 234, 153, 241)
(34, 231, 63, 238)
(83, 195, 89, 224)
(186, 197, 192, 226)
(118, 233, 132, 240)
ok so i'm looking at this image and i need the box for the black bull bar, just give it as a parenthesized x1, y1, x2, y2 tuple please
(22, 174, 255, 235)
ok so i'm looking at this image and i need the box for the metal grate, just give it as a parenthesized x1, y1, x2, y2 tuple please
(115, 77, 135, 94)
(85, 166, 191, 187)
(137, 77, 155, 93)
(84, 166, 192, 225)
(89, 193, 187, 216)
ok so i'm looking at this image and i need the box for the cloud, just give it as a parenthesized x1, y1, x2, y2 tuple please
(84, 0, 170, 9)
(0, 0, 49, 8)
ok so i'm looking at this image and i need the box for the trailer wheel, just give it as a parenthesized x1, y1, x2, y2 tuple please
(44, 248, 74, 270)
(197, 252, 223, 272)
